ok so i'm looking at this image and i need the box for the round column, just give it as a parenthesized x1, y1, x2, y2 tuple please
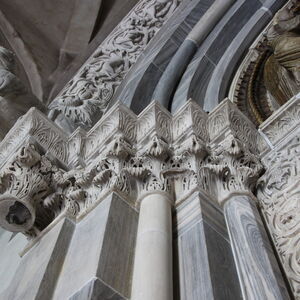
(224, 194, 290, 300)
(131, 191, 173, 300)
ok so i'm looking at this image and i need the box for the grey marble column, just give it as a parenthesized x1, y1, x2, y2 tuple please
(174, 191, 242, 300)
(224, 194, 290, 300)
(53, 193, 138, 300)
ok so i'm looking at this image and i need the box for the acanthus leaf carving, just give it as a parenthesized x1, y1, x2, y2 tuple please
(201, 137, 263, 204)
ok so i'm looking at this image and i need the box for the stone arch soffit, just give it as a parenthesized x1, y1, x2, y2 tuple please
(110, 0, 215, 115)
(171, 0, 287, 114)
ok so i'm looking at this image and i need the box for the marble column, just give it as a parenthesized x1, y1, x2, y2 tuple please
(131, 191, 173, 300)
(174, 191, 243, 300)
(224, 194, 290, 300)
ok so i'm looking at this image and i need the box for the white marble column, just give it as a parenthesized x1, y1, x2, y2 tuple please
(131, 191, 173, 300)
(224, 194, 290, 300)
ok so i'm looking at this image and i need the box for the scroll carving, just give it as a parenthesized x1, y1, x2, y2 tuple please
(257, 134, 300, 296)
(49, 0, 181, 132)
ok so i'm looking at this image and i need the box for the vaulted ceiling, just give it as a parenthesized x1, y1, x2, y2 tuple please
(0, 0, 138, 103)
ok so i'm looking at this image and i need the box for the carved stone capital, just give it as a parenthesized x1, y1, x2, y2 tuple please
(209, 98, 268, 155)
(203, 138, 263, 205)
(0, 98, 268, 236)
(0, 144, 59, 236)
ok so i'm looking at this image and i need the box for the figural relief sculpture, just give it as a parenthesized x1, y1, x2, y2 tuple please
(264, 0, 300, 105)
(231, 0, 300, 126)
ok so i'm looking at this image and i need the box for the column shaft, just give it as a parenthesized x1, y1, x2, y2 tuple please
(224, 194, 290, 300)
(131, 192, 173, 300)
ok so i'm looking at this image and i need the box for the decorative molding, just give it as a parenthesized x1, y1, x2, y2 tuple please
(49, 0, 182, 131)
(260, 92, 300, 148)
(208, 98, 269, 155)
(257, 121, 300, 297)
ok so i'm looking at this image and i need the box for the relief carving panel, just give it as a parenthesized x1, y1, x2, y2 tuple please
(49, 0, 181, 131)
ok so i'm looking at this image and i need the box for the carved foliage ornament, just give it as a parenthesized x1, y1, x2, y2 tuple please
(202, 137, 263, 203)
(0, 100, 266, 245)
(49, 0, 181, 131)
(257, 135, 300, 296)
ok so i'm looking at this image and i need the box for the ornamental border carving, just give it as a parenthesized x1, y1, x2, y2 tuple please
(49, 0, 182, 131)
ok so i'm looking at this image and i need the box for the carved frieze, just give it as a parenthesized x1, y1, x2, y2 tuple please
(49, 0, 182, 131)
(257, 133, 300, 297)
